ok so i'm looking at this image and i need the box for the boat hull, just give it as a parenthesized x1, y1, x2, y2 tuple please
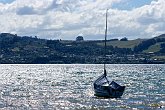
(94, 85, 125, 98)
(93, 74, 125, 98)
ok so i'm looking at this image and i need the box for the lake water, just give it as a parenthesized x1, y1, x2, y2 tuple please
(0, 64, 165, 110)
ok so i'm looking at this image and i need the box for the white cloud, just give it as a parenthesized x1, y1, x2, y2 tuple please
(132, 0, 165, 37)
(0, 0, 165, 40)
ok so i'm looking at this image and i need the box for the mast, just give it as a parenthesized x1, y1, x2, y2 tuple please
(104, 9, 108, 76)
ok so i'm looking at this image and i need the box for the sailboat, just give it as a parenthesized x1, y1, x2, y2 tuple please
(93, 9, 125, 98)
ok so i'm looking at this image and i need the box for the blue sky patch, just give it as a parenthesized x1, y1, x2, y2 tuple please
(112, 0, 154, 10)
(0, 0, 14, 4)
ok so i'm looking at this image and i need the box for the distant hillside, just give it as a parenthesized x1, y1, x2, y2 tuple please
(0, 33, 165, 64)
(143, 43, 162, 53)
(134, 34, 165, 53)
(97, 39, 144, 49)
(155, 34, 165, 38)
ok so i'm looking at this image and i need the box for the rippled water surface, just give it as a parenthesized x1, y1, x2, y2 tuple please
(0, 64, 165, 109)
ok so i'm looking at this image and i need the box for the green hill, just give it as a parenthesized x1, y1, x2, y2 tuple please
(143, 43, 162, 53)
(97, 39, 144, 49)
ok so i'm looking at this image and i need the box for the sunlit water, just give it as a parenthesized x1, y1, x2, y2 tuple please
(0, 64, 165, 110)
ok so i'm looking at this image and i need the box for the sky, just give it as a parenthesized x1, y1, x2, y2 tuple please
(0, 0, 165, 40)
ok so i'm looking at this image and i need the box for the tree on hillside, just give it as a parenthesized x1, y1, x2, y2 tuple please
(120, 37, 128, 41)
(134, 39, 156, 53)
(160, 43, 165, 53)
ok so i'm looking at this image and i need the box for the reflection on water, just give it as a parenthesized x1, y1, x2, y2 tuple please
(0, 64, 165, 109)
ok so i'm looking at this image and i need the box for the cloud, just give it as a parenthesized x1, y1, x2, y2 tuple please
(132, 0, 165, 37)
(16, 6, 36, 15)
(135, 1, 165, 25)
(0, 0, 165, 40)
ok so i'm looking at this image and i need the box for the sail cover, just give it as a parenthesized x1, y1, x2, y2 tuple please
(94, 74, 112, 86)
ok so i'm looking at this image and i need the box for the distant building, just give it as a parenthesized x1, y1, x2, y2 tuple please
(76, 36, 84, 41)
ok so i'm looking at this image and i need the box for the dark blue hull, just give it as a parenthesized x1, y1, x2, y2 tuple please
(93, 74, 125, 98)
